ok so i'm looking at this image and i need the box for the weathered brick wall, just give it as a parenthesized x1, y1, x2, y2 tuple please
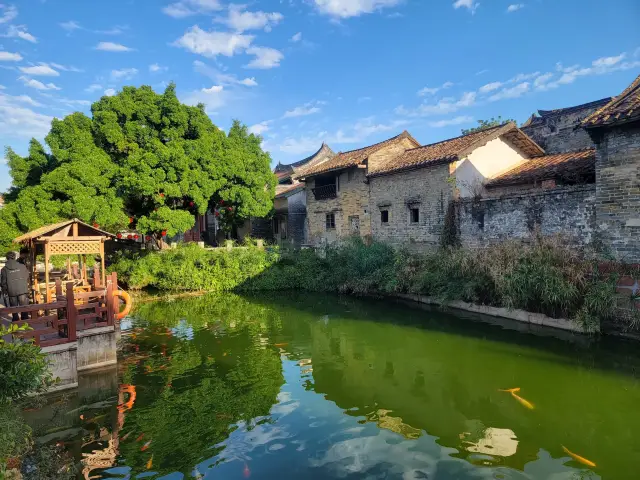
(306, 167, 371, 245)
(459, 185, 596, 247)
(522, 107, 601, 154)
(593, 124, 640, 262)
(369, 164, 452, 249)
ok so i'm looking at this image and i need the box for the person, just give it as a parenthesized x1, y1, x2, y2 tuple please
(1, 251, 30, 321)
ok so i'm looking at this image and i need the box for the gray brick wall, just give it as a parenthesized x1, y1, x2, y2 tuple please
(459, 185, 596, 247)
(522, 107, 601, 154)
(593, 124, 640, 262)
(369, 164, 453, 249)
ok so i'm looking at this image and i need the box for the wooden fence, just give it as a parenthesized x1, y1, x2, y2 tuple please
(1, 272, 120, 347)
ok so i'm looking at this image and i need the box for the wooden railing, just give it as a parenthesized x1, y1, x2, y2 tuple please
(1, 272, 119, 347)
(312, 184, 337, 200)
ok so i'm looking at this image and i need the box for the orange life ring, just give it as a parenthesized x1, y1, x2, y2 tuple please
(114, 289, 132, 320)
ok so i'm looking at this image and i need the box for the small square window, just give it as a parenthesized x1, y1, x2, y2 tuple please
(410, 208, 419, 223)
(381, 210, 389, 224)
(326, 213, 336, 230)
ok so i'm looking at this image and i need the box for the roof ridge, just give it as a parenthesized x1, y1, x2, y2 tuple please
(538, 97, 612, 117)
(582, 74, 640, 127)
(404, 123, 507, 152)
(336, 131, 408, 156)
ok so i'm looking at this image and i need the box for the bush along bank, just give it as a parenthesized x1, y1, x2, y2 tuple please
(110, 238, 638, 334)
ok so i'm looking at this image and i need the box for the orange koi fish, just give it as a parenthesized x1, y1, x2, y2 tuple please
(243, 462, 251, 478)
(498, 387, 535, 410)
(562, 445, 596, 468)
(146, 455, 153, 470)
(141, 440, 152, 451)
(274, 343, 288, 347)
(135, 433, 145, 442)
(121, 431, 132, 441)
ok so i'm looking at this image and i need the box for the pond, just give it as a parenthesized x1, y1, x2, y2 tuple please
(24, 292, 640, 479)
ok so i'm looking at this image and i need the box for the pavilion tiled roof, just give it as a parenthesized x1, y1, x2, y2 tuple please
(275, 183, 304, 198)
(486, 149, 595, 188)
(299, 131, 420, 178)
(582, 74, 640, 128)
(367, 123, 544, 177)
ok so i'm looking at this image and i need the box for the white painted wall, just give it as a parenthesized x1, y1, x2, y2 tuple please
(454, 137, 528, 197)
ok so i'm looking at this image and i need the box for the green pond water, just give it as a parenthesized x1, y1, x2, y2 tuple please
(25, 292, 640, 479)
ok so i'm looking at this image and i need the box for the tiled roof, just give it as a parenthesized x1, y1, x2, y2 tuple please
(582, 74, 640, 128)
(538, 97, 612, 118)
(14, 218, 115, 243)
(299, 131, 419, 178)
(368, 123, 544, 177)
(274, 143, 335, 177)
(486, 149, 595, 188)
(275, 183, 304, 198)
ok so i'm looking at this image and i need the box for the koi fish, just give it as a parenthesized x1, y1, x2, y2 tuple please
(136, 433, 145, 442)
(498, 387, 534, 410)
(243, 463, 251, 478)
(141, 440, 152, 451)
(274, 343, 288, 347)
(562, 445, 596, 468)
(121, 431, 132, 441)
(79, 414, 85, 420)
(146, 455, 153, 470)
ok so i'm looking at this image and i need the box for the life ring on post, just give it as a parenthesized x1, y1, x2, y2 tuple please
(114, 289, 132, 320)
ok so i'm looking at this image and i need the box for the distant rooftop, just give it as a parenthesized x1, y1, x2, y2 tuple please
(522, 97, 612, 128)
(582, 74, 640, 128)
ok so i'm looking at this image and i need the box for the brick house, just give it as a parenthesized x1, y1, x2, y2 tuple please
(299, 131, 420, 245)
(582, 73, 640, 262)
(367, 123, 544, 248)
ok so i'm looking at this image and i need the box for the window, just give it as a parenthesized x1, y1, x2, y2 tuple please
(326, 213, 336, 230)
(410, 208, 419, 223)
(381, 210, 389, 224)
(273, 217, 279, 235)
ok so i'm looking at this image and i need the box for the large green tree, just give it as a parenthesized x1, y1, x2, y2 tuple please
(0, 84, 276, 252)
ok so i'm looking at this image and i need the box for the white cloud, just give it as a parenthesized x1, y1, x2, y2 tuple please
(95, 42, 133, 52)
(245, 46, 283, 69)
(507, 4, 524, 13)
(50, 63, 82, 72)
(162, 0, 223, 18)
(0, 4, 17, 24)
(104, 88, 116, 96)
(239, 77, 258, 86)
(110, 67, 138, 80)
(478, 81, 502, 93)
(453, 0, 479, 14)
(202, 85, 223, 94)
(428, 115, 473, 128)
(149, 63, 167, 73)
(283, 101, 322, 118)
(278, 136, 322, 155)
(85, 84, 103, 93)
(96, 25, 127, 35)
(19, 64, 59, 76)
(2, 25, 37, 43)
(18, 76, 61, 91)
(291, 32, 302, 43)
(540, 53, 638, 91)
(60, 20, 81, 31)
(488, 82, 530, 101)
(60, 98, 91, 107)
(0, 92, 52, 138)
(173, 26, 254, 58)
(249, 120, 271, 135)
(0, 51, 22, 61)
(312, 0, 403, 19)
(193, 60, 258, 87)
(358, 96, 372, 103)
(533, 72, 553, 89)
(418, 81, 454, 96)
(215, 5, 283, 33)
(509, 71, 540, 83)
(397, 91, 476, 117)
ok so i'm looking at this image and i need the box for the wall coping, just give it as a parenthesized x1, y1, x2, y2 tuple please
(77, 325, 115, 339)
(393, 293, 587, 334)
(42, 341, 78, 354)
(470, 184, 596, 204)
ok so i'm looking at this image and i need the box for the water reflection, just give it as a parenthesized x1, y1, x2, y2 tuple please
(23, 292, 640, 479)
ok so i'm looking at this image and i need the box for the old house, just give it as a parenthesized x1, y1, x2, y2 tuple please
(299, 131, 420, 245)
(582, 73, 640, 262)
(269, 143, 335, 246)
(367, 123, 544, 248)
(521, 97, 611, 154)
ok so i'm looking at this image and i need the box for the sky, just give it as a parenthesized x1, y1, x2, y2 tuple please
(0, 0, 639, 192)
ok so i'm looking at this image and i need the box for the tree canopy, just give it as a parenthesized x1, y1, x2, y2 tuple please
(461, 116, 517, 135)
(0, 84, 275, 252)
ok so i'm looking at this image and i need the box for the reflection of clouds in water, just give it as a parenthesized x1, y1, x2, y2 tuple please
(119, 318, 133, 331)
(171, 318, 194, 340)
(465, 427, 518, 457)
(213, 420, 292, 463)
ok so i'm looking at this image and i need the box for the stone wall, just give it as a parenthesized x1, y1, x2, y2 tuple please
(593, 124, 640, 262)
(459, 185, 596, 247)
(306, 167, 371, 245)
(521, 102, 606, 154)
(369, 163, 452, 249)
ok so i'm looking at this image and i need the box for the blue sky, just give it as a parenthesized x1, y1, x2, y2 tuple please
(1, 0, 639, 191)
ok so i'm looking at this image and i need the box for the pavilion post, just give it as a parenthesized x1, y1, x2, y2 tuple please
(100, 239, 106, 287)
(44, 243, 50, 303)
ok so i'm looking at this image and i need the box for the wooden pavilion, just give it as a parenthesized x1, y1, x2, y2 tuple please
(14, 219, 115, 303)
